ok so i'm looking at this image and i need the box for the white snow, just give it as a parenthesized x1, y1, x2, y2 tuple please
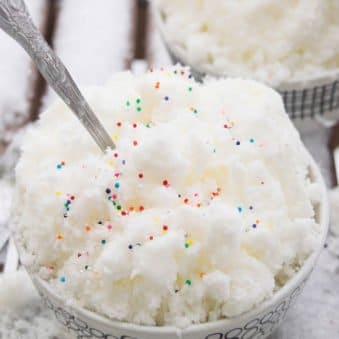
(147, 12, 171, 67)
(0, 270, 66, 339)
(0, 0, 46, 144)
(43, 0, 135, 108)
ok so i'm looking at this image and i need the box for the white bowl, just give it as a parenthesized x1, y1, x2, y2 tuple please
(153, 8, 339, 123)
(28, 157, 329, 339)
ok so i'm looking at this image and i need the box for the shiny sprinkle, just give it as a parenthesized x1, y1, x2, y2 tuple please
(56, 233, 64, 240)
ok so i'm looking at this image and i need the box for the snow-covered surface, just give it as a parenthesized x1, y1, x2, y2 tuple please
(43, 0, 135, 108)
(0, 0, 46, 145)
(0, 270, 67, 339)
(147, 13, 172, 67)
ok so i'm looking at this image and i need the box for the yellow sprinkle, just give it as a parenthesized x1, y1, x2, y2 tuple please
(113, 134, 119, 141)
(268, 224, 273, 231)
(187, 239, 193, 246)
(153, 216, 160, 223)
(108, 161, 113, 166)
(56, 191, 61, 196)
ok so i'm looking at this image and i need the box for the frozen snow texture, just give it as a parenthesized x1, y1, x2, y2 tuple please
(0, 0, 45, 144)
(43, 0, 135, 108)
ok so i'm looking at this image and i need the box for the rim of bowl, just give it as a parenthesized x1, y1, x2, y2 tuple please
(153, 7, 339, 90)
(32, 153, 329, 336)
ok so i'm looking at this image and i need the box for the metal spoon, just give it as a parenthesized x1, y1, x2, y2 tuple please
(0, 0, 115, 152)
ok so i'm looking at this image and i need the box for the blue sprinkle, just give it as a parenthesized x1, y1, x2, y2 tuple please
(122, 160, 126, 165)
(101, 239, 106, 245)
(236, 141, 241, 146)
(105, 188, 111, 194)
(114, 182, 120, 189)
(252, 224, 257, 228)
(164, 96, 169, 101)
(249, 206, 254, 210)
(60, 276, 66, 283)
(237, 207, 243, 213)
(56, 164, 62, 169)
(250, 138, 255, 143)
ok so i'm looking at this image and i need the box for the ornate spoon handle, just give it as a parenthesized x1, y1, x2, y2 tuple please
(0, 0, 115, 152)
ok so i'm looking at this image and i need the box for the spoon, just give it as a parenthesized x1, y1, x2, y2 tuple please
(0, 0, 115, 152)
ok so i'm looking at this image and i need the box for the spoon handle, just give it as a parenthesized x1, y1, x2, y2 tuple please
(0, 0, 115, 152)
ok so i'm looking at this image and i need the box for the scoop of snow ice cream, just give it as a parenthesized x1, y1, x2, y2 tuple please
(153, 0, 339, 85)
(12, 66, 322, 327)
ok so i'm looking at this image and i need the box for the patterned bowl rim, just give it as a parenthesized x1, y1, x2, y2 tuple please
(31, 153, 329, 336)
(152, 6, 339, 91)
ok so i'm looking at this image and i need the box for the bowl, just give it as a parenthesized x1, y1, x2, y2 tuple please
(153, 8, 339, 123)
(27, 156, 329, 339)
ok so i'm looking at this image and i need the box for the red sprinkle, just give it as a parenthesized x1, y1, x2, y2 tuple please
(121, 210, 127, 216)
(133, 140, 138, 146)
(155, 82, 160, 89)
(133, 123, 137, 128)
(163, 225, 168, 231)
(112, 194, 117, 200)
(184, 198, 189, 204)
(162, 180, 169, 187)
(70, 195, 75, 200)
(107, 225, 113, 230)
(114, 153, 119, 158)
(149, 235, 154, 240)
(117, 122, 122, 127)
(138, 173, 144, 179)
(61, 161, 65, 166)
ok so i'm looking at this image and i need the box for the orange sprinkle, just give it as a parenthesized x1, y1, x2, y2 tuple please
(56, 233, 64, 240)
(85, 225, 91, 232)
(199, 272, 206, 279)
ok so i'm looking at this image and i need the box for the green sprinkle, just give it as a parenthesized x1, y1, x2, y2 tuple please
(117, 205, 122, 210)
(85, 265, 89, 270)
(185, 279, 191, 286)
(137, 106, 142, 112)
(146, 123, 151, 128)
(136, 98, 141, 104)
(185, 243, 189, 249)
(126, 100, 130, 107)
(188, 87, 193, 92)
